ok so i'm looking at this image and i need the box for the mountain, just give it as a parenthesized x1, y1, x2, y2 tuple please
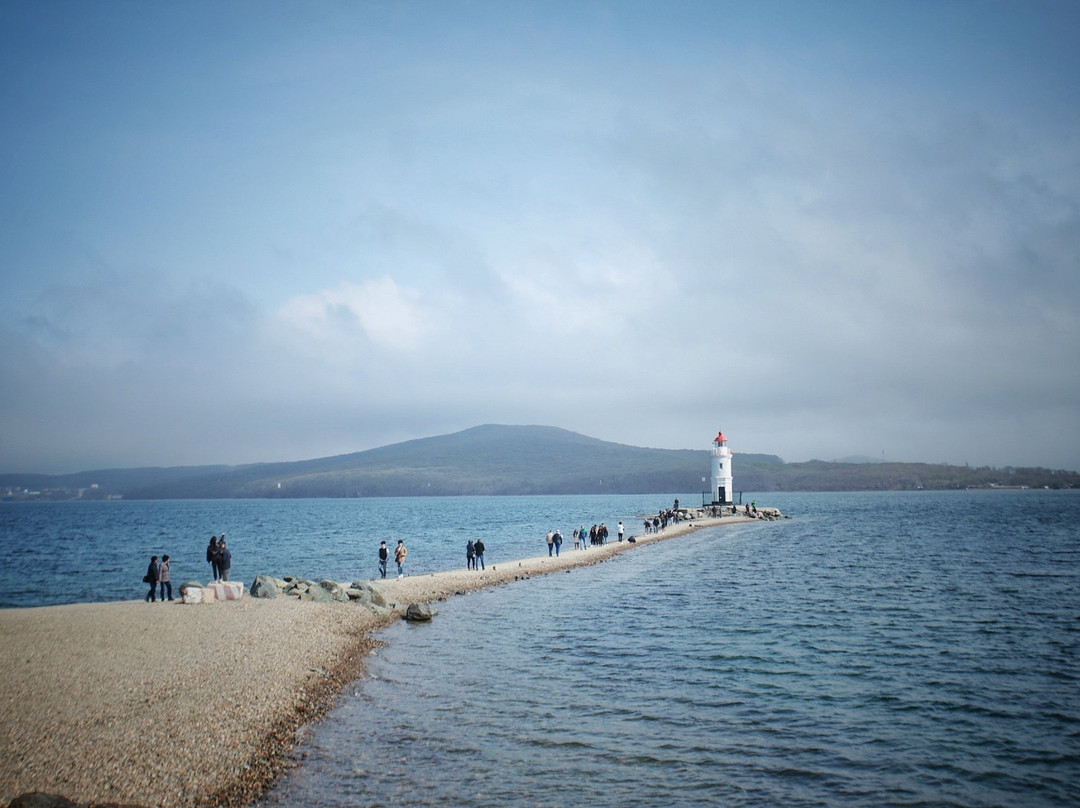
(2, 424, 1076, 500)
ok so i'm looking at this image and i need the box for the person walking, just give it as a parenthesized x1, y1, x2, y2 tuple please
(207, 536, 219, 581)
(618, 521, 624, 542)
(158, 554, 173, 601)
(394, 539, 407, 577)
(218, 539, 232, 582)
(466, 539, 476, 570)
(144, 555, 159, 602)
(378, 541, 389, 578)
(553, 529, 563, 557)
(474, 538, 485, 570)
(546, 530, 554, 557)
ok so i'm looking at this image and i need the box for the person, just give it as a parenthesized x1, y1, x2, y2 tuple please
(466, 539, 476, 570)
(378, 541, 389, 579)
(158, 554, 173, 602)
(218, 539, 232, 582)
(474, 538, 485, 570)
(579, 525, 588, 549)
(618, 521, 624, 542)
(553, 529, 562, 557)
(546, 530, 554, 557)
(572, 527, 580, 551)
(207, 536, 219, 581)
(144, 555, 159, 602)
(394, 539, 407, 577)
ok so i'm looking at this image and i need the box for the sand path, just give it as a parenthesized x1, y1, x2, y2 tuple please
(0, 512, 756, 807)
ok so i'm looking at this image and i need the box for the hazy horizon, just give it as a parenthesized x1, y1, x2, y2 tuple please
(2, 2, 1078, 474)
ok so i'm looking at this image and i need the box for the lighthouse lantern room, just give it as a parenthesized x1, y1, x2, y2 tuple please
(710, 430, 734, 505)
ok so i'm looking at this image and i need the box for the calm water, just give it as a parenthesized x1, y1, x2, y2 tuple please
(2, 491, 1078, 806)
(255, 490, 1080, 808)
(0, 493, 678, 607)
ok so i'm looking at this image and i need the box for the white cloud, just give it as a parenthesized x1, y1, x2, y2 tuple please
(277, 277, 435, 352)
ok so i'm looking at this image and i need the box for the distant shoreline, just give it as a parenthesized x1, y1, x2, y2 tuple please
(0, 511, 764, 808)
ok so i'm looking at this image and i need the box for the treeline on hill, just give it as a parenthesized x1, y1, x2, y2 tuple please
(2, 425, 1077, 500)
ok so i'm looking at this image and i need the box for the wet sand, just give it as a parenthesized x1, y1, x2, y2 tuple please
(0, 512, 756, 808)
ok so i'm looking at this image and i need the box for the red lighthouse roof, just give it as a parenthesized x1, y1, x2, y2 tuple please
(714, 430, 727, 444)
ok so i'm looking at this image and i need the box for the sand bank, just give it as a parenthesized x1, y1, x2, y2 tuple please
(0, 512, 756, 808)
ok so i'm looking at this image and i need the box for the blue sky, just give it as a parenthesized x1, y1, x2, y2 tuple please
(1, 1, 1078, 473)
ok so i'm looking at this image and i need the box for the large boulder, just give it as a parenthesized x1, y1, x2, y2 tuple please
(361, 581, 389, 607)
(250, 575, 279, 599)
(319, 580, 350, 602)
(298, 586, 332, 603)
(405, 602, 437, 622)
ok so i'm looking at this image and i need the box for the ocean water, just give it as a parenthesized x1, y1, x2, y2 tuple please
(2, 491, 1078, 806)
(0, 493, 679, 608)
(254, 490, 1080, 808)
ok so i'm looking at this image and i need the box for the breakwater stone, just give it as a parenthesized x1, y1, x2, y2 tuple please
(248, 575, 395, 615)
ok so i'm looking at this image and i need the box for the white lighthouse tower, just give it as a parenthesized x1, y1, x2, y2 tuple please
(710, 430, 734, 505)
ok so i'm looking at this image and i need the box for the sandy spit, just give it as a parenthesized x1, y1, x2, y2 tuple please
(0, 513, 755, 808)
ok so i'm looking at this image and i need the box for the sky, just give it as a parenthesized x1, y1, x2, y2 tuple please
(1, 0, 1078, 474)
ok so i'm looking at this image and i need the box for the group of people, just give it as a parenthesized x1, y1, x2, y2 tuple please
(465, 538, 486, 570)
(554, 521, 626, 551)
(142, 533, 232, 602)
(378, 539, 409, 578)
(206, 535, 232, 582)
(143, 554, 172, 602)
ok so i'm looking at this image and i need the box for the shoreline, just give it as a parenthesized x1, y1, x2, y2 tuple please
(0, 512, 761, 808)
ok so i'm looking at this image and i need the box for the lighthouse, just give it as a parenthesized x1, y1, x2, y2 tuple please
(710, 430, 734, 505)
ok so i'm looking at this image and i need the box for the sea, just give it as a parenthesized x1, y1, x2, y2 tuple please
(2, 490, 1078, 807)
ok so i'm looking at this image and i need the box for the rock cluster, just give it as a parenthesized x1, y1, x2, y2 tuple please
(249, 575, 398, 614)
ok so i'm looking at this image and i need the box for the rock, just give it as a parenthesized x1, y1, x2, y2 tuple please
(404, 602, 437, 622)
(363, 581, 389, 607)
(7, 793, 81, 808)
(299, 585, 335, 603)
(250, 575, 279, 599)
(319, 580, 350, 602)
(6, 794, 146, 808)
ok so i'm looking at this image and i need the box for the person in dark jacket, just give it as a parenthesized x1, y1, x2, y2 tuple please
(145, 555, 159, 602)
(378, 540, 389, 579)
(218, 539, 232, 582)
(207, 536, 219, 581)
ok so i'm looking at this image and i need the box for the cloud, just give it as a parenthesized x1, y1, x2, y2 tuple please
(277, 277, 435, 353)
(0, 2, 1077, 473)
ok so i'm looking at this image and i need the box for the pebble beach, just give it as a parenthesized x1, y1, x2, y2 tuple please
(0, 512, 758, 808)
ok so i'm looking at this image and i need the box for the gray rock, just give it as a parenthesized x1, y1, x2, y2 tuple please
(299, 585, 336, 603)
(318, 580, 350, 602)
(364, 581, 389, 607)
(250, 575, 279, 599)
(405, 602, 437, 622)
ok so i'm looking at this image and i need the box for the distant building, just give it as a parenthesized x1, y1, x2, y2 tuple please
(709, 430, 733, 505)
